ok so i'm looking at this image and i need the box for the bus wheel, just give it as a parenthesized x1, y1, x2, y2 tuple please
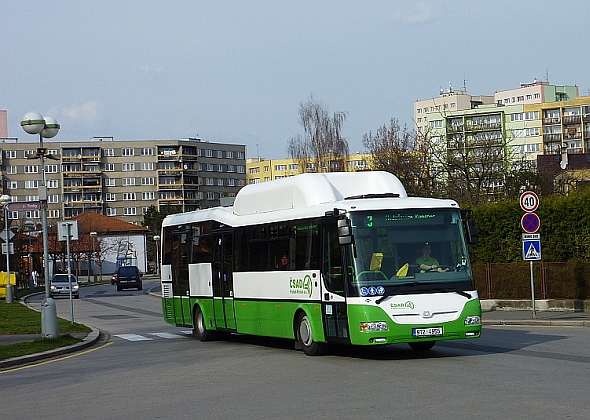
(409, 341, 435, 351)
(296, 312, 326, 356)
(192, 306, 213, 342)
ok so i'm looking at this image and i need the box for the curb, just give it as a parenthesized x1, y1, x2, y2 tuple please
(483, 320, 590, 327)
(0, 327, 102, 370)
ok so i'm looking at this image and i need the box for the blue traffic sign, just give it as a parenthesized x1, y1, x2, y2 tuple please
(523, 240, 541, 261)
(521, 212, 540, 233)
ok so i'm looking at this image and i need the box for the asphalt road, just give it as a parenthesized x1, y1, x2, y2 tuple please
(1, 280, 589, 420)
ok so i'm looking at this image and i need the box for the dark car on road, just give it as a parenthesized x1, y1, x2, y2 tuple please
(115, 266, 142, 291)
(50, 274, 80, 299)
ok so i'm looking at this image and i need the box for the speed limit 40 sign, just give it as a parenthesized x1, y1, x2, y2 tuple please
(520, 191, 539, 213)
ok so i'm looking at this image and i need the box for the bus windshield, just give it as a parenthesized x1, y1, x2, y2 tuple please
(347, 209, 473, 297)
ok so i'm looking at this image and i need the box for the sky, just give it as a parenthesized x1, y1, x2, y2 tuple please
(2, 0, 590, 159)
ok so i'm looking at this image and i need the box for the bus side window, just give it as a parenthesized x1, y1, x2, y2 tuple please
(322, 223, 344, 295)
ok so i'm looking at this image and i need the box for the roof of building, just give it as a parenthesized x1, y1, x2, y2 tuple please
(71, 212, 149, 235)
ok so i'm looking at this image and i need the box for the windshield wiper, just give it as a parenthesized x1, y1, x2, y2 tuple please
(375, 283, 472, 304)
(375, 281, 421, 304)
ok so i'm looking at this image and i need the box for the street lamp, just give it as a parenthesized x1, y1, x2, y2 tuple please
(153, 235, 161, 277)
(21, 111, 59, 338)
(0, 195, 13, 303)
(90, 231, 98, 282)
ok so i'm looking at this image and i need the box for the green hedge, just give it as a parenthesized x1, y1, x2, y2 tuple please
(469, 189, 590, 263)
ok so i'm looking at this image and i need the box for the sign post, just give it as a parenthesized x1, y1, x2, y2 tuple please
(520, 191, 540, 319)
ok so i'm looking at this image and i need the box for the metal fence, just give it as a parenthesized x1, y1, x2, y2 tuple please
(473, 261, 590, 300)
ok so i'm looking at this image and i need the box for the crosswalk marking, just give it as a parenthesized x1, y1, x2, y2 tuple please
(150, 332, 189, 339)
(115, 334, 153, 341)
(114, 332, 191, 341)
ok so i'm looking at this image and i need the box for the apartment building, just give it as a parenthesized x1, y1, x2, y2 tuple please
(246, 153, 370, 184)
(0, 137, 246, 225)
(422, 82, 586, 165)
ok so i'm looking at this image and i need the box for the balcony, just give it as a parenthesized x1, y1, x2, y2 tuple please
(465, 122, 502, 132)
(563, 115, 581, 125)
(543, 133, 562, 142)
(543, 117, 560, 125)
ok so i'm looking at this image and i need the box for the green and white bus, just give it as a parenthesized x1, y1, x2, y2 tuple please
(160, 171, 481, 355)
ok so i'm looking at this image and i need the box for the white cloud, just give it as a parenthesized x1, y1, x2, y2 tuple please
(392, 2, 436, 24)
(48, 101, 104, 128)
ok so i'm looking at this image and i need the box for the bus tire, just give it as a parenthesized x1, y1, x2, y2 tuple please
(409, 341, 436, 351)
(296, 312, 326, 356)
(192, 306, 214, 342)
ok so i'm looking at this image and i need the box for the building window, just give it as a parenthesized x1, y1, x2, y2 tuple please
(205, 149, 213, 157)
(205, 177, 214, 186)
(123, 192, 136, 200)
(104, 178, 116, 187)
(226, 151, 234, 159)
(5, 150, 17, 159)
(237, 151, 244, 159)
(141, 148, 153, 156)
(106, 208, 117, 216)
(142, 192, 155, 200)
(48, 209, 60, 219)
(25, 210, 40, 219)
(124, 207, 137, 216)
(47, 180, 59, 189)
(227, 179, 235, 187)
(104, 163, 115, 171)
(250, 167, 260, 174)
(24, 165, 39, 174)
(141, 177, 154, 185)
(227, 165, 235, 172)
(122, 163, 135, 171)
(141, 162, 154, 171)
(48, 195, 59, 203)
(103, 148, 114, 157)
(217, 150, 223, 158)
(142, 207, 150, 215)
(218, 178, 224, 186)
(7, 166, 17, 174)
(122, 148, 134, 156)
(45, 164, 58, 173)
(206, 192, 215, 200)
(122, 178, 136, 186)
(25, 180, 39, 189)
(206, 164, 214, 171)
(105, 193, 116, 201)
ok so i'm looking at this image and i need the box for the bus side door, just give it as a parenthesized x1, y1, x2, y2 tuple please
(320, 219, 350, 343)
(212, 232, 236, 330)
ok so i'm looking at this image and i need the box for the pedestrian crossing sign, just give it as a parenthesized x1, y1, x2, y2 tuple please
(523, 240, 541, 261)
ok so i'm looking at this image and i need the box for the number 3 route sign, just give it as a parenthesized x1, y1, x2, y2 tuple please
(521, 212, 540, 233)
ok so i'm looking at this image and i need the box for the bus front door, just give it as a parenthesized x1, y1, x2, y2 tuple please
(212, 232, 236, 330)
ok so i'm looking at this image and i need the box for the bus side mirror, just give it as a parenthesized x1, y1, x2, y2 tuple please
(337, 219, 353, 245)
(465, 219, 478, 244)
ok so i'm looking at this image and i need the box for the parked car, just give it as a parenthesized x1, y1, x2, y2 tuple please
(115, 266, 142, 291)
(50, 274, 80, 299)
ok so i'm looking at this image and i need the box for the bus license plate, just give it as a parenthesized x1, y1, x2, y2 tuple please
(412, 327, 443, 337)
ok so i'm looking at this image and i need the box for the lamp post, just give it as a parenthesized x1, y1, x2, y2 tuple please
(21, 112, 59, 338)
(90, 231, 97, 282)
(153, 235, 161, 278)
(0, 195, 13, 303)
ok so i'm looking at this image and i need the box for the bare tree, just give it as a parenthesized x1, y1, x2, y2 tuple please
(288, 95, 349, 173)
(362, 118, 433, 196)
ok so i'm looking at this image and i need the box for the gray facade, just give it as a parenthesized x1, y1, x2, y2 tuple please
(0, 137, 247, 225)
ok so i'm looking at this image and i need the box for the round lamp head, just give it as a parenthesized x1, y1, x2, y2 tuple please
(42, 116, 60, 138)
(21, 112, 45, 135)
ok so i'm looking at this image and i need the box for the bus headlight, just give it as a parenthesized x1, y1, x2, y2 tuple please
(360, 322, 389, 332)
(464, 315, 481, 325)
